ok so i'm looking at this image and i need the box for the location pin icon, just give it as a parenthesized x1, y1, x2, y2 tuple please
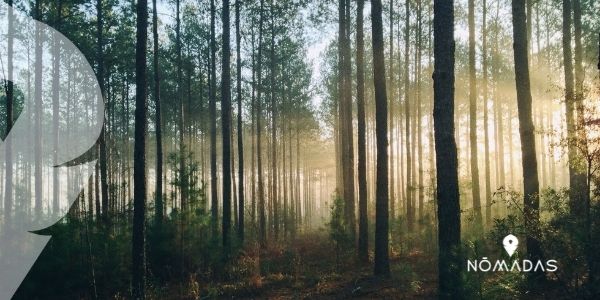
(503, 234, 519, 257)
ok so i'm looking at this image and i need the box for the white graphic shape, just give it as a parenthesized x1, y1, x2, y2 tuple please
(503, 234, 519, 257)
(0, 1, 104, 298)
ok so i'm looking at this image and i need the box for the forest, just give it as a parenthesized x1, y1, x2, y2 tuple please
(0, 0, 599, 298)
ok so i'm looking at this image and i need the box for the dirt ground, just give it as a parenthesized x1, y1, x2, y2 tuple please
(164, 233, 439, 299)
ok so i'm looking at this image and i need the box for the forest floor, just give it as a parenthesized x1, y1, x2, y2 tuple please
(162, 232, 438, 299)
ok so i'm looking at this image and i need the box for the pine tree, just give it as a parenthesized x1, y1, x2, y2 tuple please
(132, 0, 149, 296)
(235, 0, 245, 243)
(511, 0, 543, 286)
(433, 0, 462, 296)
(468, 0, 483, 232)
(221, 0, 233, 257)
(356, 0, 368, 263)
(152, 0, 163, 224)
(372, 0, 390, 277)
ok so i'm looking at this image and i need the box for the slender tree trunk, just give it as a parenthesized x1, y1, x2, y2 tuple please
(152, 0, 163, 224)
(468, 0, 483, 233)
(371, 0, 390, 277)
(572, 0, 593, 283)
(356, 0, 368, 263)
(494, 0, 505, 190)
(433, 0, 462, 296)
(210, 0, 219, 238)
(51, 0, 62, 216)
(4, 0, 15, 227)
(256, 0, 267, 246)
(338, 0, 355, 240)
(95, 159, 101, 218)
(512, 0, 543, 284)
(235, 0, 245, 243)
(34, 0, 43, 217)
(416, 0, 424, 222)
(562, 0, 585, 218)
(282, 101, 288, 236)
(221, 0, 232, 257)
(388, 0, 395, 222)
(404, 0, 413, 232)
(250, 25, 257, 226)
(482, 0, 492, 228)
(269, 6, 279, 239)
(132, 0, 149, 296)
(175, 0, 187, 211)
(96, 0, 109, 223)
(573, 0, 588, 211)
(396, 22, 405, 214)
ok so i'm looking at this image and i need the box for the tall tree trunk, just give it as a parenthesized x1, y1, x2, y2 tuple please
(152, 0, 163, 224)
(221, 0, 232, 257)
(269, 5, 279, 239)
(572, 0, 593, 283)
(468, 0, 483, 233)
(388, 0, 395, 221)
(573, 0, 588, 208)
(4, 0, 15, 227)
(250, 28, 257, 227)
(175, 0, 187, 210)
(356, 0, 368, 263)
(235, 0, 245, 243)
(338, 0, 355, 240)
(34, 0, 43, 217)
(433, 0, 462, 296)
(511, 0, 543, 284)
(52, 0, 62, 216)
(404, 0, 413, 232)
(416, 0, 424, 222)
(371, 0, 390, 277)
(482, 0, 492, 228)
(562, 0, 585, 218)
(210, 0, 219, 238)
(132, 0, 149, 296)
(493, 0, 505, 190)
(396, 22, 405, 216)
(97, 0, 109, 223)
(256, 0, 267, 246)
(282, 99, 288, 236)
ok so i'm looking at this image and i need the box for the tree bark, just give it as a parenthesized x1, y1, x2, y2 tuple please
(4, 0, 15, 227)
(256, 0, 267, 246)
(388, 0, 395, 221)
(511, 0, 543, 284)
(221, 0, 232, 257)
(404, 0, 413, 232)
(269, 4, 279, 239)
(52, 0, 62, 216)
(210, 0, 219, 238)
(416, 0, 424, 222)
(468, 0, 483, 233)
(34, 0, 43, 217)
(371, 0, 390, 277)
(97, 0, 109, 223)
(482, 0, 492, 228)
(132, 0, 149, 296)
(562, 0, 586, 218)
(356, 0, 368, 263)
(433, 0, 462, 296)
(175, 0, 188, 211)
(338, 0, 355, 240)
(152, 0, 163, 225)
(235, 0, 245, 243)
